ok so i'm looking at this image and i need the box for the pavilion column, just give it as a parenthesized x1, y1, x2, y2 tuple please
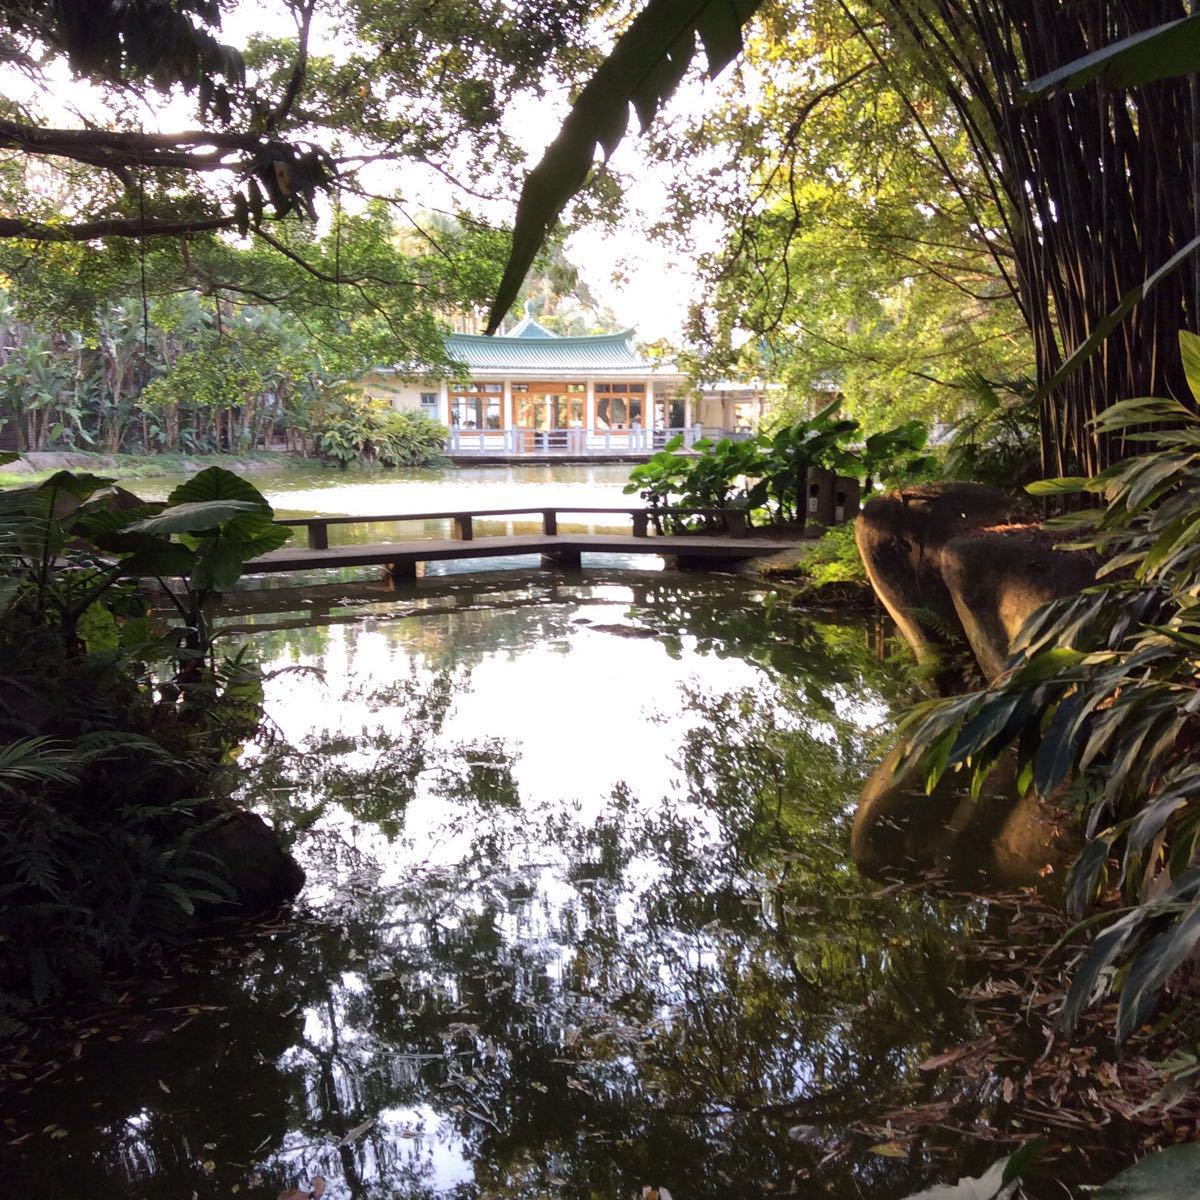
(503, 379, 514, 429)
(438, 381, 450, 426)
(683, 393, 693, 430)
(646, 378, 656, 433)
(585, 379, 596, 430)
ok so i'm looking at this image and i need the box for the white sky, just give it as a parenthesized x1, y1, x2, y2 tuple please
(218, 3, 724, 340)
(2, 4, 734, 341)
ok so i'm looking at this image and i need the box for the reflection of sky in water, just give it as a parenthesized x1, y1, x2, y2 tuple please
(13, 558, 1028, 1200)
(226, 586, 892, 1194)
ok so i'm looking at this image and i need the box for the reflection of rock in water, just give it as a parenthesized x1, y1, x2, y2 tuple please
(851, 745, 1074, 888)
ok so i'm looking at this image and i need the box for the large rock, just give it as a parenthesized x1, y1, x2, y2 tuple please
(855, 483, 1029, 668)
(939, 528, 1099, 680)
(188, 810, 305, 912)
(852, 745, 1072, 886)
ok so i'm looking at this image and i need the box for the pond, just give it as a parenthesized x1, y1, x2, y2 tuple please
(2, 465, 1124, 1199)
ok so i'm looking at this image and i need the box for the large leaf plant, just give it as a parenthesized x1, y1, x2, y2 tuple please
(893, 331, 1200, 1040)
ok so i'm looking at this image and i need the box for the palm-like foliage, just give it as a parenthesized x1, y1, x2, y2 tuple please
(894, 331, 1200, 1040)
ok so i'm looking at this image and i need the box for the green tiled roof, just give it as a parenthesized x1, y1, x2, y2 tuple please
(445, 327, 653, 372)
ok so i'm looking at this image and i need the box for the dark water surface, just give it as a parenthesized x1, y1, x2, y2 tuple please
(3, 467, 1109, 1198)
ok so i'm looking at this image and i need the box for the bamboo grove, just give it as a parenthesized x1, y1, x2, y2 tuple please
(664, 1, 1199, 478)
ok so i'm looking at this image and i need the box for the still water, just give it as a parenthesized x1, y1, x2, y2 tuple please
(4, 466, 1102, 1198)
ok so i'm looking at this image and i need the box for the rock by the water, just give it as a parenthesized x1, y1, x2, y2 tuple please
(855, 483, 1027, 668)
(188, 810, 304, 912)
(939, 528, 1098, 680)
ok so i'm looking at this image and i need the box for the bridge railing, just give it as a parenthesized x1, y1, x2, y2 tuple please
(273, 505, 752, 550)
(446, 425, 706, 455)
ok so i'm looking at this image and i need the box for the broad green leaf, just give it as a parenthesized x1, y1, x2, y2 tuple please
(1181, 331, 1200, 405)
(77, 602, 119, 654)
(1092, 1143, 1200, 1198)
(126, 500, 261, 535)
(1026, 15, 1200, 95)
(1025, 476, 1089, 496)
(166, 466, 271, 508)
(1009, 647, 1087, 684)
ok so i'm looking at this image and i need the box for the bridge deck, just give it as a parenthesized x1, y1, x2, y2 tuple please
(244, 533, 793, 576)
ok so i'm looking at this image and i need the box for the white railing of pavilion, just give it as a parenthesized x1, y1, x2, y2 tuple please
(445, 425, 707, 455)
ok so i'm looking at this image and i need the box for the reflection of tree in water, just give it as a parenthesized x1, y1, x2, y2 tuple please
(9, 638, 1035, 1200)
(220, 568, 909, 691)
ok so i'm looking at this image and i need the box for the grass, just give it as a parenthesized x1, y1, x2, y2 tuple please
(0, 450, 318, 489)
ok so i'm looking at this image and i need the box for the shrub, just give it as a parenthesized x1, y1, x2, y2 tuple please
(625, 405, 936, 531)
(0, 466, 285, 1032)
(797, 523, 867, 588)
(304, 385, 446, 468)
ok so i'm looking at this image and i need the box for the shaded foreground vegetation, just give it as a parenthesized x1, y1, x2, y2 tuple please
(0, 465, 298, 1033)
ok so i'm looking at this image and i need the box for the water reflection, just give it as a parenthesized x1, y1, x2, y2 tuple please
(5, 575, 1095, 1199)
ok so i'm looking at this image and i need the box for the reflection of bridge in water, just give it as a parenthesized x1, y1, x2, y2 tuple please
(249, 505, 802, 581)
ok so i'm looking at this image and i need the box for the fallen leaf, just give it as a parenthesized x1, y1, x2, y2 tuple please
(311, 1179, 326, 1199)
(869, 1141, 909, 1158)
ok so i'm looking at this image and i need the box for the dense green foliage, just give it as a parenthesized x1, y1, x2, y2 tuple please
(0, 466, 286, 1031)
(306, 388, 446, 468)
(895, 334, 1200, 1040)
(0, 206, 494, 459)
(795, 522, 867, 588)
(624, 404, 933, 532)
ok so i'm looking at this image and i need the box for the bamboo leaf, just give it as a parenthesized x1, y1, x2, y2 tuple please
(1026, 15, 1200, 96)
(485, 0, 764, 332)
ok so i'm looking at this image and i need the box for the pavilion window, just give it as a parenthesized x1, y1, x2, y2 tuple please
(449, 382, 502, 429)
(595, 383, 644, 429)
(513, 382, 586, 429)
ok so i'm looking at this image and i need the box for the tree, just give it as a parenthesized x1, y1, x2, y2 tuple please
(489, 0, 1199, 477)
(0, 1, 596, 244)
(650, 9, 1032, 431)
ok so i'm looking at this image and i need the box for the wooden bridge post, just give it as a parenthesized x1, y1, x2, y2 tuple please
(631, 512, 649, 537)
(452, 514, 474, 541)
(384, 559, 424, 582)
(307, 521, 329, 550)
(542, 509, 558, 535)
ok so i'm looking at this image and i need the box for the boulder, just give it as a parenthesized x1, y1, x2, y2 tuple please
(939, 527, 1099, 680)
(21, 451, 118, 471)
(851, 744, 1072, 887)
(188, 809, 305, 912)
(854, 483, 1029, 668)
